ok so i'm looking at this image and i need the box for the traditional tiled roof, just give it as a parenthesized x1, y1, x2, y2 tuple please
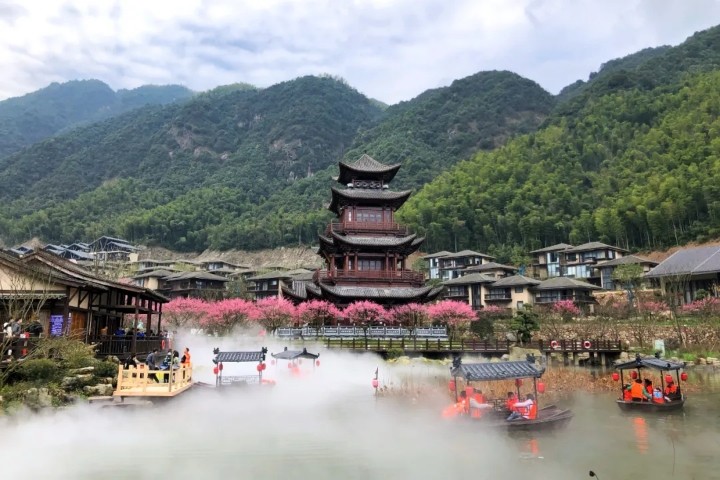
(421, 251, 452, 259)
(452, 361, 545, 381)
(319, 284, 435, 299)
(214, 351, 265, 363)
(645, 245, 720, 278)
(565, 242, 629, 253)
(535, 277, 602, 290)
(490, 275, 541, 287)
(336, 154, 401, 184)
(331, 232, 417, 248)
(529, 243, 573, 254)
(271, 347, 320, 360)
(163, 271, 228, 282)
(247, 270, 292, 281)
(615, 355, 685, 371)
(440, 250, 495, 259)
(442, 273, 497, 285)
(329, 187, 412, 214)
(465, 262, 517, 273)
(596, 255, 658, 268)
(132, 269, 175, 279)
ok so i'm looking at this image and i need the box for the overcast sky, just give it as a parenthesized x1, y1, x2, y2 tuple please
(0, 0, 718, 104)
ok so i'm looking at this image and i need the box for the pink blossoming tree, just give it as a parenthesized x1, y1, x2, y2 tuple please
(551, 299, 581, 321)
(163, 298, 208, 329)
(427, 300, 476, 340)
(343, 301, 386, 325)
(256, 297, 296, 333)
(203, 298, 260, 336)
(389, 303, 429, 328)
(295, 300, 342, 329)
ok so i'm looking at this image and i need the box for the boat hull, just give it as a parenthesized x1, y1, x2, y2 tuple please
(616, 398, 685, 412)
(470, 405, 574, 432)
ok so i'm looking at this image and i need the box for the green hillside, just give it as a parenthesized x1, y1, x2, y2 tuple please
(0, 76, 383, 250)
(399, 70, 720, 260)
(0, 80, 193, 158)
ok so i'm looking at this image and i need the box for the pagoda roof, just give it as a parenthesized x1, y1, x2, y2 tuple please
(331, 232, 417, 248)
(336, 154, 401, 184)
(329, 187, 412, 215)
(318, 283, 439, 300)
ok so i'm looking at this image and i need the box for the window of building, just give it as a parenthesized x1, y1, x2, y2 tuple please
(548, 252, 559, 263)
(446, 286, 466, 297)
(514, 286, 524, 294)
(566, 253, 577, 262)
(358, 259, 382, 270)
(547, 264, 560, 277)
(356, 208, 383, 223)
(517, 301, 524, 310)
(271, 280, 277, 286)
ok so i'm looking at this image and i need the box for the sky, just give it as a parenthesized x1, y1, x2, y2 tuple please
(0, 0, 719, 104)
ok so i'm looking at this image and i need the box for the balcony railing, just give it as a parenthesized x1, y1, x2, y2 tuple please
(535, 294, 595, 304)
(314, 269, 425, 285)
(484, 293, 512, 301)
(326, 221, 408, 236)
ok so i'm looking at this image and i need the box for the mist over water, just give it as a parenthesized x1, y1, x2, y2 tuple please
(2, 333, 720, 479)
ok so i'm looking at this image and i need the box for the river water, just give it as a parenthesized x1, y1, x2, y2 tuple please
(1, 342, 719, 480)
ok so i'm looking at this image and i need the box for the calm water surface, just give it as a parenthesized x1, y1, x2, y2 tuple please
(1, 355, 719, 480)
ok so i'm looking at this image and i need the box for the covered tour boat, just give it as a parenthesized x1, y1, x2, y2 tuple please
(211, 347, 275, 388)
(614, 354, 687, 412)
(448, 355, 573, 431)
(271, 347, 320, 376)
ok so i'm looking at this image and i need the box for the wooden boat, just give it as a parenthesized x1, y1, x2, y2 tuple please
(614, 354, 687, 412)
(448, 355, 573, 431)
(113, 364, 193, 401)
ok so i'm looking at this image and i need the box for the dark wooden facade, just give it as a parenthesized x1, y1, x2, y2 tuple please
(284, 154, 442, 307)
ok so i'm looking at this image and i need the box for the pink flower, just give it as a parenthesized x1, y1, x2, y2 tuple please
(256, 297, 296, 331)
(295, 300, 342, 326)
(389, 303, 429, 326)
(551, 299, 581, 317)
(426, 300, 475, 326)
(343, 301, 387, 325)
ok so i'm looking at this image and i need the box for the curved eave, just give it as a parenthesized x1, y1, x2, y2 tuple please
(330, 231, 417, 250)
(336, 163, 401, 184)
(281, 285, 306, 303)
(328, 187, 412, 215)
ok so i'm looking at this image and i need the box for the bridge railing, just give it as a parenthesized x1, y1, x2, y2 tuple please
(276, 326, 449, 339)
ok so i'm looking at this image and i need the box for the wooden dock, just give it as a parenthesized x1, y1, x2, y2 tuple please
(114, 364, 193, 399)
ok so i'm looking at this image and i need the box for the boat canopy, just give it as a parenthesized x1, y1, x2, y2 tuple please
(271, 347, 320, 360)
(213, 347, 267, 363)
(451, 359, 545, 381)
(615, 355, 685, 371)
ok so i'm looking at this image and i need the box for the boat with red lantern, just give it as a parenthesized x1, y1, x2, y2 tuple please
(270, 347, 320, 376)
(211, 347, 276, 388)
(613, 354, 687, 412)
(448, 355, 573, 431)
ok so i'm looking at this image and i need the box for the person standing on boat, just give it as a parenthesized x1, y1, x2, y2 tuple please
(506, 394, 536, 421)
(181, 347, 191, 366)
(146, 349, 159, 383)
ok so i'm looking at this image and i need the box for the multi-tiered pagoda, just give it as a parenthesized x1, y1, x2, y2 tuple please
(284, 154, 443, 307)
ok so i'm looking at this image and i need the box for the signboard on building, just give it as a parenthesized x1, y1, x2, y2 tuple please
(49, 315, 64, 336)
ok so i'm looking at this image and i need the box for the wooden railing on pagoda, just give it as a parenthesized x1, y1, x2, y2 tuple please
(314, 269, 425, 285)
(326, 221, 409, 236)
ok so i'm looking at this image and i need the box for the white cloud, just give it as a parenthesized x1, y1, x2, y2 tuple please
(0, 0, 717, 103)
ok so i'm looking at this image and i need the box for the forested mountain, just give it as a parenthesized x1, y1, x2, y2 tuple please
(0, 80, 193, 158)
(397, 25, 720, 262)
(0, 76, 384, 249)
(2, 25, 720, 257)
(0, 71, 554, 251)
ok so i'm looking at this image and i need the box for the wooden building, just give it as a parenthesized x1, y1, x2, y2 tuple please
(0, 250, 167, 343)
(284, 154, 443, 307)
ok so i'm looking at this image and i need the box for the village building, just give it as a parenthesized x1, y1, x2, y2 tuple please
(421, 251, 451, 280)
(532, 277, 601, 306)
(645, 245, 720, 304)
(284, 154, 442, 307)
(595, 255, 659, 290)
(464, 261, 518, 278)
(484, 275, 541, 311)
(157, 271, 228, 299)
(530, 242, 629, 287)
(0, 250, 166, 343)
(441, 273, 497, 310)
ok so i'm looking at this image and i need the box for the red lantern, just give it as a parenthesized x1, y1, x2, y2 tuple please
(448, 380, 456, 392)
(288, 363, 293, 369)
(257, 364, 263, 372)
(537, 382, 545, 394)
(213, 366, 219, 375)
(680, 372, 688, 382)
(515, 378, 523, 387)
(316, 360, 320, 367)
(261, 363, 267, 371)
(218, 362, 224, 371)
(631, 371, 638, 380)
(372, 378, 379, 389)
(271, 359, 276, 366)
(612, 372, 619, 382)
(665, 374, 673, 384)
